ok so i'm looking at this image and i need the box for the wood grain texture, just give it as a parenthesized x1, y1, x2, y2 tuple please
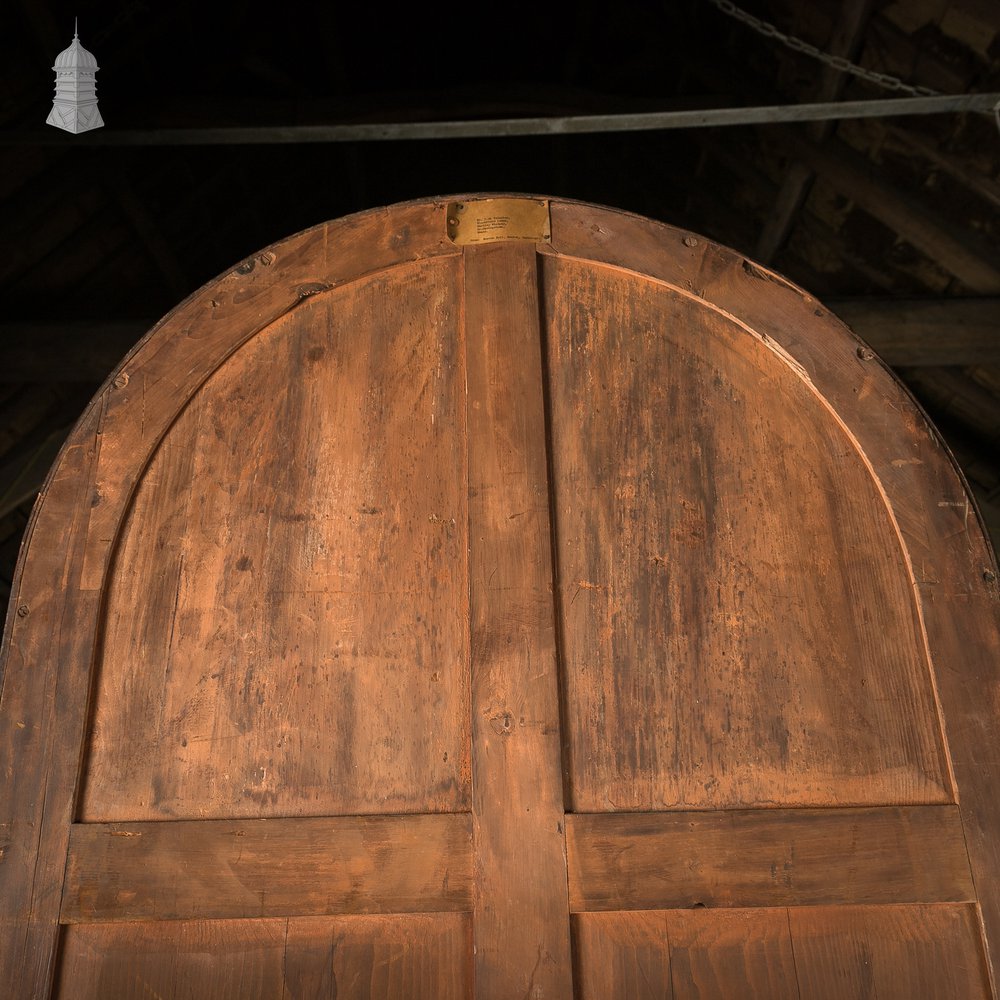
(788, 903, 992, 999)
(0, 430, 103, 993)
(574, 909, 800, 999)
(546, 196, 1000, 980)
(3, 197, 1000, 997)
(62, 814, 472, 921)
(572, 911, 670, 999)
(575, 905, 991, 999)
(0, 201, 460, 997)
(567, 806, 974, 911)
(542, 252, 950, 810)
(56, 914, 472, 999)
(464, 242, 574, 996)
(81, 257, 469, 821)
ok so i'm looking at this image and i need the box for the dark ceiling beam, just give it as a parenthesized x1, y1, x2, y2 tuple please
(755, 0, 876, 264)
(866, 11, 972, 95)
(826, 298, 1000, 366)
(885, 125, 1000, 213)
(780, 132, 1000, 295)
(1, 299, 997, 383)
(903, 367, 1000, 451)
(700, 134, 913, 293)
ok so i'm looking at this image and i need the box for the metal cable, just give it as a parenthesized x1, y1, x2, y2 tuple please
(707, 0, 941, 97)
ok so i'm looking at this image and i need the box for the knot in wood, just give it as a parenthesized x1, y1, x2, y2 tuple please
(490, 711, 514, 737)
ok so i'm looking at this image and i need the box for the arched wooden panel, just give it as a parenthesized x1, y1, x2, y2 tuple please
(1, 196, 997, 999)
(543, 255, 950, 811)
(82, 257, 470, 822)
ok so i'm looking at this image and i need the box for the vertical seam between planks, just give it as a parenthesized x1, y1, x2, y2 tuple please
(785, 906, 805, 1000)
(534, 248, 575, 814)
(458, 246, 478, 997)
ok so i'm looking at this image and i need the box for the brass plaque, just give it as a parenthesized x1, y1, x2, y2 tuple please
(446, 198, 551, 245)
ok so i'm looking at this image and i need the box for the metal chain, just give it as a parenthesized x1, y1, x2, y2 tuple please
(707, 0, 940, 98)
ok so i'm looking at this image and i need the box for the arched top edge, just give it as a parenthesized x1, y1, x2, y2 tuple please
(13, 196, 999, 603)
(542, 199, 998, 573)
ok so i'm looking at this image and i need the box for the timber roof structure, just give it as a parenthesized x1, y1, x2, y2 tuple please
(1, 0, 998, 604)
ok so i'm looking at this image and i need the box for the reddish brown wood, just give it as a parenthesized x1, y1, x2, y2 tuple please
(1, 196, 998, 997)
(547, 198, 1000, 982)
(81, 259, 470, 821)
(464, 241, 574, 995)
(1, 203, 461, 996)
(567, 805, 973, 911)
(56, 914, 472, 999)
(542, 250, 951, 811)
(574, 909, 801, 999)
(572, 911, 671, 999)
(0, 432, 103, 992)
(788, 903, 993, 999)
(575, 905, 992, 999)
(62, 814, 473, 921)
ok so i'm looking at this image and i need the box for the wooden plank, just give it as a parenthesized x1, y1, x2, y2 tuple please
(0, 203, 462, 997)
(464, 242, 573, 995)
(574, 909, 800, 999)
(575, 905, 992, 999)
(57, 914, 472, 1000)
(80, 257, 470, 822)
(887, 125, 1000, 213)
(572, 911, 671, 1000)
(0, 419, 104, 994)
(827, 297, 1000, 366)
(903, 366, 1000, 448)
(546, 197, 1000, 983)
(664, 909, 799, 998)
(567, 806, 974, 912)
(541, 251, 951, 811)
(788, 903, 992, 999)
(61, 814, 473, 922)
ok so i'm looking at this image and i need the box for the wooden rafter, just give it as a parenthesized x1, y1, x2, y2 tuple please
(779, 131, 1000, 294)
(755, 0, 876, 263)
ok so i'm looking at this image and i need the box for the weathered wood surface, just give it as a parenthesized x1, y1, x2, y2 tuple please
(567, 806, 973, 911)
(57, 914, 472, 1000)
(0, 203, 461, 995)
(548, 198, 1000, 980)
(62, 814, 473, 921)
(1, 196, 998, 997)
(573, 905, 992, 999)
(464, 242, 574, 995)
(81, 258, 470, 821)
(542, 251, 950, 811)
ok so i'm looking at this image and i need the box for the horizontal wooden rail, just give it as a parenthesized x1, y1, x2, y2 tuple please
(62, 813, 473, 923)
(567, 805, 974, 912)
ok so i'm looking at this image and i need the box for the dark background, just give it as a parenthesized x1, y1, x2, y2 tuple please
(1, 0, 999, 604)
